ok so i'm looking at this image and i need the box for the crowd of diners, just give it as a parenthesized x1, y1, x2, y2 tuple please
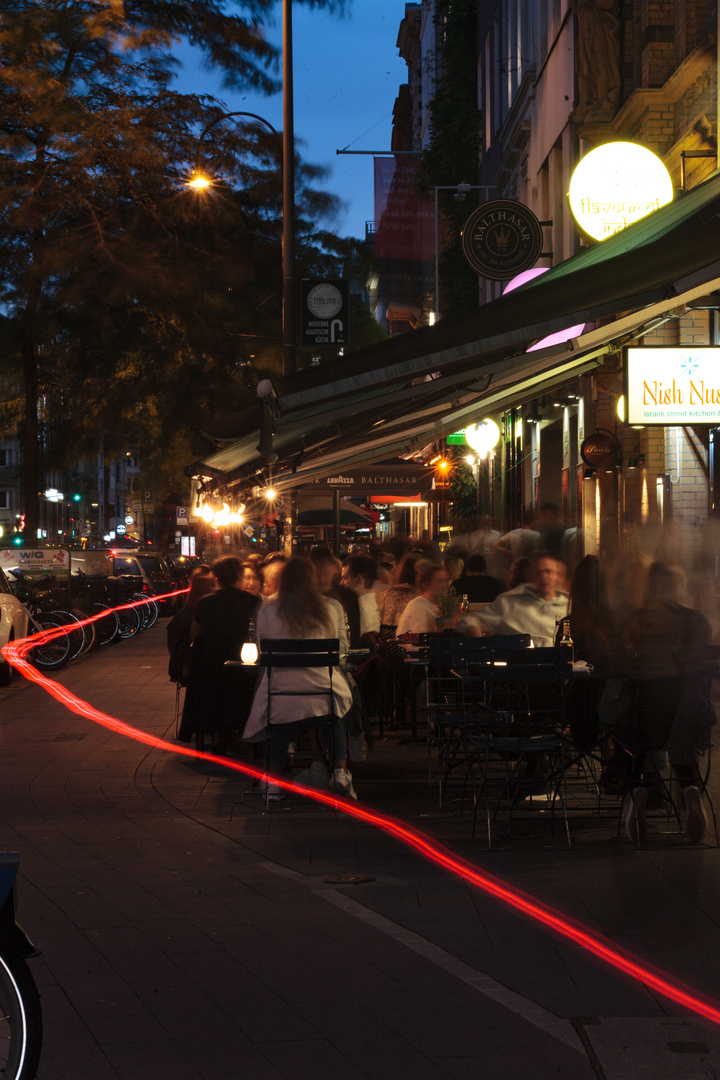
(166, 521, 717, 842)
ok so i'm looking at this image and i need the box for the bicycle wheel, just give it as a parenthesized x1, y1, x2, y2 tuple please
(40, 610, 84, 661)
(71, 608, 96, 655)
(90, 603, 120, 646)
(0, 948, 43, 1080)
(132, 595, 158, 632)
(27, 617, 73, 670)
(116, 604, 142, 639)
(143, 597, 159, 630)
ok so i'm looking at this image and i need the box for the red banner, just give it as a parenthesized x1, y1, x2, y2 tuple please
(374, 157, 435, 261)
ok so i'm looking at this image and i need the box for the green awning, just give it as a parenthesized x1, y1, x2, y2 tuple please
(196, 168, 720, 491)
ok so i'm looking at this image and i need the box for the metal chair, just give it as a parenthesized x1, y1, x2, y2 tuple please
(424, 634, 532, 806)
(462, 646, 574, 847)
(259, 638, 342, 806)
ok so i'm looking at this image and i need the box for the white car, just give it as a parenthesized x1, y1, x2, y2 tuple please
(0, 565, 30, 686)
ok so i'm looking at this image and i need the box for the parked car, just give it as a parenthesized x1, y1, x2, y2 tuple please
(165, 553, 202, 585)
(0, 566, 30, 686)
(112, 552, 183, 614)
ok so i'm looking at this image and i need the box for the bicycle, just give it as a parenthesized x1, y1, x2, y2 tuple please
(9, 574, 85, 669)
(0, 854, 42, 1079)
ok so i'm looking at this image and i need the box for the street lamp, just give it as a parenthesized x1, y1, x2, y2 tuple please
(188, 96, 296, 378)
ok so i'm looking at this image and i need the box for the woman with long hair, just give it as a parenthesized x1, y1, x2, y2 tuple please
(378, 552, 427, 628)
(243, 557, 355, 800)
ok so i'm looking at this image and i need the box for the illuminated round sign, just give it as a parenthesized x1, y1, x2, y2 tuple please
(465, 419, 500, 455)
(568, 142, 673, 241)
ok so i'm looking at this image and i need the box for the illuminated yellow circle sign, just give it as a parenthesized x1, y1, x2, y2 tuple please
(568, 142, 673, 241)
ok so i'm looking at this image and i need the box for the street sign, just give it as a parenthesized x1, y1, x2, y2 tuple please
(124, 515, 133, 525)
(116, 524, 127, 535)
(301, 279, 349, 347)
(176, 507, 188, 522)
(144, 489, 153, 503)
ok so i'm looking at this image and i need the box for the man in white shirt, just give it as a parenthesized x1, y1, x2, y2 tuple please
(456, 550, 568, 647)
(341, 554, 381, 637)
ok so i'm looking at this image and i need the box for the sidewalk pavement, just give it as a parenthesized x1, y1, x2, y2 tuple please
(1, 621, 719, 1079)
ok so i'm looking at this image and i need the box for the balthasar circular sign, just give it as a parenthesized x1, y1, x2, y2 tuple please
(461, 200, 543, 280)
(580, 431, 621, 468)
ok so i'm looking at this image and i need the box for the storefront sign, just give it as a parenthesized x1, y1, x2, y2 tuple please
(625, 346, 720, 425)
(580, 431, 620, 468)
(301, 279, 348, 347)
(461, 200, 543, 280)
(568, 142, 673, 241)
(303, 463, 434, 495)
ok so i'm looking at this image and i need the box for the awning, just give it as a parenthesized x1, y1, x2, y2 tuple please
(195, 168, 720, 491)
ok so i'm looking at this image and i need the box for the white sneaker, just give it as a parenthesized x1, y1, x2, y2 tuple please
(293, 762, 330, 790)
(331, 768, 358, 801)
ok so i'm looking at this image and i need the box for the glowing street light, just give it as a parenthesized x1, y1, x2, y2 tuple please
(186, 172, 213, 192)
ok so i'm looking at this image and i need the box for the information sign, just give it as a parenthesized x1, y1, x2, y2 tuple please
(301, 279, 349, 347)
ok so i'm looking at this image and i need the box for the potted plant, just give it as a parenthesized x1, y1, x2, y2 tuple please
(434, 587, 462, 630)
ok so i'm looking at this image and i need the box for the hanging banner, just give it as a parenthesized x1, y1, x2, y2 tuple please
(373, 157, 434, 261)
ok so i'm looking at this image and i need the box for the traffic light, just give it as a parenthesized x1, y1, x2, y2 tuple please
(72, 493, 81, 502)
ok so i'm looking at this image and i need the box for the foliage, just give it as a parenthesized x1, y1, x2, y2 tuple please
(435, 586, 462, 621)
(416, 0, 480, 317)
(0, 0, 353, 534)
(450, 460, 478, 524)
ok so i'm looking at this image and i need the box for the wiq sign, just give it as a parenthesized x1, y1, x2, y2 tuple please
(624, 346, 720, 425)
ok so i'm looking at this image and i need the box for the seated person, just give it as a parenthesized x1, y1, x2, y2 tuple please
(310, 546, 361, 647)
(178, 556, 259, 750)
(341, 554, 380, 637)
(378, 552, 426, 628)
(243, 557, 356, 800)
(451, 554, 503, 604)
(456, 551, 568, 647)
(396, 564, 450, 636)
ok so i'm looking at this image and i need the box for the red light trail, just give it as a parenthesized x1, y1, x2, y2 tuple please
(3, 597, 720, 1028)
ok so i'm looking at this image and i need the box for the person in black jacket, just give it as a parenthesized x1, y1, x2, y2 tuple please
(177, 555, 259, 750)
(451, 554, 503, 603)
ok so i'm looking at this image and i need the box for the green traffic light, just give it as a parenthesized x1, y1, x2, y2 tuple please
(73, 493, 81, 502)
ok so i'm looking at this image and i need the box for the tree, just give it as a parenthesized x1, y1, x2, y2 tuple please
(0, 0, 348, 540)
(417, 0, 480, 317)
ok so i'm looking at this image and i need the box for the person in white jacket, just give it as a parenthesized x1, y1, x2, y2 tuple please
(456, 551, 568, 647)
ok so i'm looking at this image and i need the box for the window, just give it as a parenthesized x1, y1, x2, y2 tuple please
(0, 492, 8, 509)
(0, 450, 9, 468)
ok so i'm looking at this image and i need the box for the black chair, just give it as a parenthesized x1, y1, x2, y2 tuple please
(462, 646, 574, 847)
(424, 634, 532, 806)
(259, 638, 342, 805)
